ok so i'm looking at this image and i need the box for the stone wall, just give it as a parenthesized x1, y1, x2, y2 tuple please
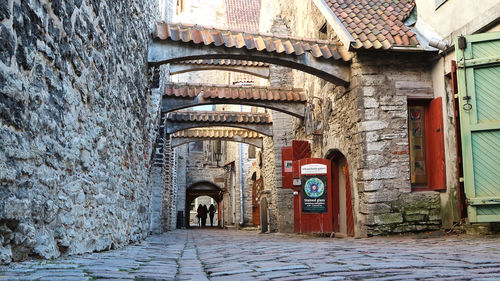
(0, 0, 158, 264)
(267, 0, 442, 236)
(352, 53, 441, 235)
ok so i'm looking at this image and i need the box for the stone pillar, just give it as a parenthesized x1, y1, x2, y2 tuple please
(268, 62, 296, 233)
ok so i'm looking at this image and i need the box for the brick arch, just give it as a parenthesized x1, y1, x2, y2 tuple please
(166, 123, 272, 137)
(161, 83, 307, 118)
(170, 65, 269, 79)
(172, 139, 262, 149)
(148, 23, 351, 86)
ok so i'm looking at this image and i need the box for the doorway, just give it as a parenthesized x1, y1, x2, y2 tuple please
(328, 150, 355, 237)
(260, 197, 268, 233)
(185, 181, 223, 228)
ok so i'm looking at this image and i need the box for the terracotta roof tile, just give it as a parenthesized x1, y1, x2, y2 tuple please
(172, 128, 262, 138)
(324, 0, 419, 50)
(225, 0, 261, 32)
(167, 111, 272, 124)
(164, 83, 306, 102)
(173, 59, 268, 67)
(154, 22, 351, 61)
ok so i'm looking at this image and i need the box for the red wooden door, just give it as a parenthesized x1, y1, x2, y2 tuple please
(294, 158, 333, 233)
(252, 178, 263, 226)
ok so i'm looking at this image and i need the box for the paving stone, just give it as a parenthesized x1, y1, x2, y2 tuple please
(1, 229, 500, 281)
(209, 268, 254, 276)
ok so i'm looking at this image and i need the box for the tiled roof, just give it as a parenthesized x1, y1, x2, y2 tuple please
(164, 83, 306, 102)
(174, 59, 268, 67)
(166, 111, 272, 124)
(325, 0, 419, 49)
(154, 22, 351, 61)
(225, 0, 261, 32)
(172, 128, 262, 138)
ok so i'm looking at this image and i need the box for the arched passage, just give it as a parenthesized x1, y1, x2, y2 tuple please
(148, 23, 351, 86)
(170, 65, 270, 79)
(161, 83, 307, 118)
(172, 138, 262, 149)
(164, 111, 273, 136)
(185, 181, 223, 228)
(326, 149, 355, 237)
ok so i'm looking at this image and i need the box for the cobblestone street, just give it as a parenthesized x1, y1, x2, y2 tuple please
(2, 229, 500, 280)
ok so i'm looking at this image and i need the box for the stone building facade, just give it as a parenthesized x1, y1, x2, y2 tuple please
(0, 0, 158, 264)
(254, 0, 500, 236)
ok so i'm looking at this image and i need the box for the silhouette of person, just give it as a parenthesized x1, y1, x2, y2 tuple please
(201, 205, 208, 227)
(196, 204, 204, 227)
(208, 204, 216, 227)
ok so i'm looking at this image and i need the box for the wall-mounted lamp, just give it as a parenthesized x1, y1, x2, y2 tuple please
(214, 140, 222, 167)
(214, 151, 222, 167)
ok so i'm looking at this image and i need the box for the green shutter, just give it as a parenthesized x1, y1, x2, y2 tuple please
(456, 31, 500, 223)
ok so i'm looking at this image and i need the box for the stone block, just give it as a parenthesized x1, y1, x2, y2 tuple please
(359, 121, 388, 132)
(3, 198, 30, 220)
(367, 142, 386, 152)
(404, 214, 426, 222)
(363, 97, 379, 108)
(362, 180, 383, 192)
(359, 202, 391, 214)
(363, 190, 399, 204)
(0, 245, 12, 265)
(374, 213, 403, 225)
(34, 229, 60, 259)
(360, 167, 398, 180)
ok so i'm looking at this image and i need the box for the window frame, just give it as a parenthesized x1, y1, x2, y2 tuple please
(408, 97, 447, 192)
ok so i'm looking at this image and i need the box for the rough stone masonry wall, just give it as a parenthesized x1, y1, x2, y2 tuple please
(0, 0, 158, 264)
(261, 136, 277, 231)
(353, 53, 441, 235)
(277, 0, 441, 236)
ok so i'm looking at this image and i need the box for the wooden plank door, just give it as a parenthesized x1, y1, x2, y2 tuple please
(456, 31, 500, 222)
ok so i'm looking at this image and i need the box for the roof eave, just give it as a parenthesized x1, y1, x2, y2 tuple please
(312, 0, 356, 51)
(389, 46, 428, 52)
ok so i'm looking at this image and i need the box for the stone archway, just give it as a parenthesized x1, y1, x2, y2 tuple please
(185, 181, 223, 228)
(148, 23, 351, 86)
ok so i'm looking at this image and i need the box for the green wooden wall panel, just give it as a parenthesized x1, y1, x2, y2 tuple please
(474, 66, 500, 122)
(456, 31, 500, 223)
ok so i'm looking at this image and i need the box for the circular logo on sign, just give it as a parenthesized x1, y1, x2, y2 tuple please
(304, 177, 324, 198)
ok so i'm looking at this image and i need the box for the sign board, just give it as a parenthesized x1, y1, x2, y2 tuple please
(301, 164, 327, 175)
(282, 147, 294, 188)
(301, 175, 327, 213)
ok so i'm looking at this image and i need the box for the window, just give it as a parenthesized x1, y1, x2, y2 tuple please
(408, 104, 427, 185)
(189, 141, 203, 153)
(408, 98, 446, 191)
(248, 145, 256, 159)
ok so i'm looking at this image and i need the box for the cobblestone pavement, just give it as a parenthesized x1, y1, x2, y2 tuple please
(2, 229, 500, 280)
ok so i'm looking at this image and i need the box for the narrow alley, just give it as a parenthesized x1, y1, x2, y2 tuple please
(1, 0, 500, 280)
(2, 229, 500, 280)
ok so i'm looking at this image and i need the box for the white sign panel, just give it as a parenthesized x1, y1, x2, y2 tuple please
(301, 164, 327, 175)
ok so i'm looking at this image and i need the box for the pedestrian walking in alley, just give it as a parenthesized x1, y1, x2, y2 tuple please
(209, 204, 216, 227)
(196, 204, 204, 228)
(202, 205, 208, 227)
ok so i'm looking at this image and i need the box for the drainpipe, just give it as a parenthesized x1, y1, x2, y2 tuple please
(239, 105, 245, 226)
(239, 142, 245, 226)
